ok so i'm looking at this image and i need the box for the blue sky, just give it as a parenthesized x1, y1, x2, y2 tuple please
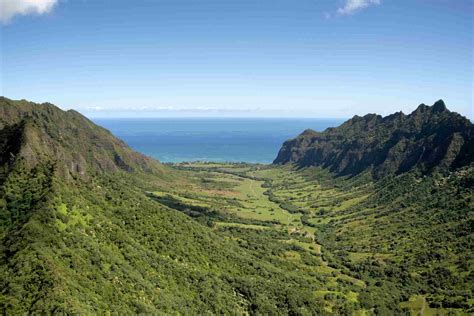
(1, 0, 472, 118)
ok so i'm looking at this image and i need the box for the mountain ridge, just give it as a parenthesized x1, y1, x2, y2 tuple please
(273, 100, 473, 178)
(0, 97, 164, 180)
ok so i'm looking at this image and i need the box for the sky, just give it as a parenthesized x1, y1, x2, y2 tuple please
(0, 0, 472, 118)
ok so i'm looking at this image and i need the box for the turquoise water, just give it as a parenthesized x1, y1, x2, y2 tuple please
(94, 118, 344, 163)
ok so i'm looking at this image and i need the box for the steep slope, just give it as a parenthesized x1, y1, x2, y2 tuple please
(0, 98, 330, 314)
(274, 100, 473, 178)
(0, 97, 163, 180)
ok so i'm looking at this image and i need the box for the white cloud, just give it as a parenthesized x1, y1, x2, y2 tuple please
(337, 0, 380, 15)
(0, 0, 58, 24)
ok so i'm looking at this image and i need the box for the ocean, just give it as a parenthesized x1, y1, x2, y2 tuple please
(93, 118, 344, 163)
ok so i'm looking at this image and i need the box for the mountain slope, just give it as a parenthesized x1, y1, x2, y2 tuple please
(0, 97, 163, 180)
(274, 100, 473, 178)
(0, 98, 331, 314)
(270, 100, 474, 311)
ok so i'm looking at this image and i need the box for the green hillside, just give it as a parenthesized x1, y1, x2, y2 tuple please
(171, 162, 473, 314)
(0, 97, 472, 314)
(0, 98, 339, 314)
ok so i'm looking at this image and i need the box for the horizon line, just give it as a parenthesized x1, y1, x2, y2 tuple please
(89, 115, 349, 120)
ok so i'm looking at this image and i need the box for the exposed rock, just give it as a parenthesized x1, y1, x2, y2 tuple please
(274, 100, 473, 178)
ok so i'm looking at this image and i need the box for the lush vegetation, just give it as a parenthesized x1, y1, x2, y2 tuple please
(173, 162, 473, 314)
(1, 162, 339, 314)
(0, 97, 472, 314)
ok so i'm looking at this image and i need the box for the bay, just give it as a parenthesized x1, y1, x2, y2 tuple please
(93, 118, 344, 163)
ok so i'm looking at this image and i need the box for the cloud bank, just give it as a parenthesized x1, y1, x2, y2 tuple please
(0, 0, 58, 24)
(338, 0, 380, 15)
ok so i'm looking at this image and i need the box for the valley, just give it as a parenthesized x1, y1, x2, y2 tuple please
(0, 98, 471, 314)
(150, 162, 473, 314)
(3, 0, 473, 313)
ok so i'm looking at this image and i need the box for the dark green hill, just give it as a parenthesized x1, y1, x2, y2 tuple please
(274, 100, 473, 178)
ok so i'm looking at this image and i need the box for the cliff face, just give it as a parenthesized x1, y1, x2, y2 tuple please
(0, 97, 163, 180)
(274, 100, 473, 178)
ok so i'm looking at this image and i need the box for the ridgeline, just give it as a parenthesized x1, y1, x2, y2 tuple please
(274, 100, 473, 178)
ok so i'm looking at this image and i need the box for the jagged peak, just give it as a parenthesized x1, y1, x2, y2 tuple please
(345, 113, 382, 128)
(413, 100, 449, 116)
(274, 100, 473, 177)
(414, 103, 429, 112)
(301, 128, 317, 135)
(432, 99, 447, 112)
(383, 111, 405, 121)
(351, 113, 381, 121)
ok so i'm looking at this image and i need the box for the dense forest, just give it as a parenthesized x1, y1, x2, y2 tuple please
(0, 97, 472, 314)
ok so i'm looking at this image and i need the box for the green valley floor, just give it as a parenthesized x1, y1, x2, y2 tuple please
(147, 162, 473, 315)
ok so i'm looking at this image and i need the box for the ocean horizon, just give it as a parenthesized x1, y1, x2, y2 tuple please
(93, 118, 345, 163)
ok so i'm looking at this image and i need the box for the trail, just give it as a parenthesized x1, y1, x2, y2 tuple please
(420, 297, 426, 315)
(248, 180, 257, 197)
